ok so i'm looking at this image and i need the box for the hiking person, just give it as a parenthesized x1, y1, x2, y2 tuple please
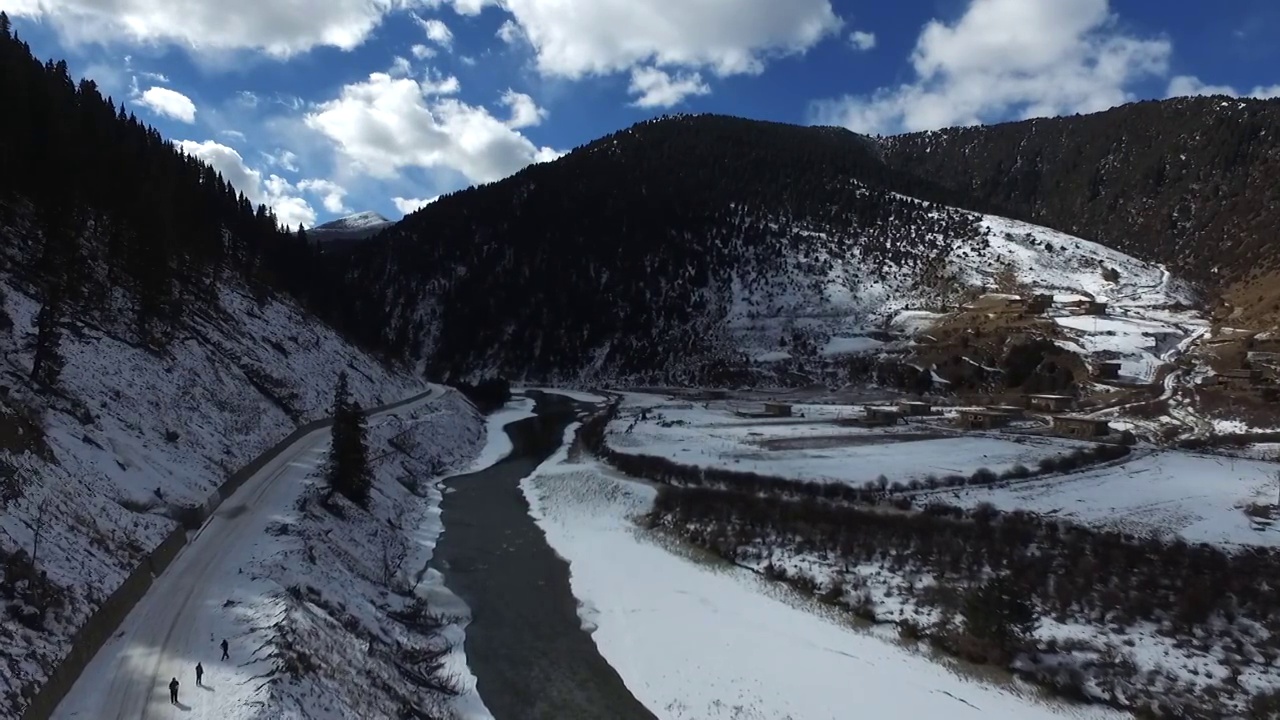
(220, 638, 229, 661)
(195, 662, 204, 687)
(168, 677, 179, 704)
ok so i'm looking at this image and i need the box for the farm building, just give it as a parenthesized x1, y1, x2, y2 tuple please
(863, 407, 904, 427)
(1092, 362, 1122, 381)
(1051, 416, 1111, 439)
(763, 402, 793, 417)
(1025, 294, 1053, 314)
(1026, 394, 1075, 412)
(984, 405, 1026, 419)
(1070, 300, 1108, 316)
(956, 409, 1014, 430)
(897, 401, 934, 416)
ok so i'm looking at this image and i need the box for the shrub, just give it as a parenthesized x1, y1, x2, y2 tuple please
(970, 467, 998, 485)
(1038, 456, 1060, 473)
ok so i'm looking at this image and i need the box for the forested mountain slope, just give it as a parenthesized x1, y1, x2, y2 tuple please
(0, 20, 437, 716)
(880, 97, 1280, 326)
(342, 114, 1192, 385)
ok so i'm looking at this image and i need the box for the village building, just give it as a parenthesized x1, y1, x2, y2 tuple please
(1025, 394, 1075, 413)
(1051, 415, 1111, 439)
(1219, 369, 1264, 387)
(1092, 361, 1122, 381)
(1025, 293, 1053, 315)
(956, 409, 1014, 430)
(897, 400, 934, 416)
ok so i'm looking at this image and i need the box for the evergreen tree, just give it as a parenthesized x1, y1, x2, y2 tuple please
(325, 371, 372, 506)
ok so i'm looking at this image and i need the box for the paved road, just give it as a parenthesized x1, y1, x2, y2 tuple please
(434, 393, 656, 720)
(52, 387, 438, 720)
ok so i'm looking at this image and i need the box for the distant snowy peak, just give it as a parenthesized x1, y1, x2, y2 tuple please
(309, 212, 395, 243)
(315, 211, 392, 231)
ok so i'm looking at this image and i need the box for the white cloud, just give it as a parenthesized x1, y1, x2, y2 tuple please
(389, 56, 414, 77)
(627, 66, 710, 108)
(135, 86, 197, 123)
(263, 149, 300, 172)
(219, 129, 247, 141)
(414, 14, 453, 48)
(498, 90, 546, 128)
(304, 72, 562, 185)
(176, 139, 316, 228)
(393, 196, 438, 214)
(139, 70, 170, 82)
(297, 178, 351, 214)
(811, 0, 1171, 135)
(496, 19, 522, 44)
(410, 43, 437, 59)
(848, 30, 876, 51)
(1167, 75, 1280, 100)
(8, 0, 423, 58)
(445, 0, 840, 79)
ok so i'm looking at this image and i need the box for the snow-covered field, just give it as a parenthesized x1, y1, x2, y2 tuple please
(607, 394, 1090, 487)
(53, 388, 488, 720)
(943, 451, 1280, 548)
(521, 444, 1120, 719)
(0, 276, 425, 718)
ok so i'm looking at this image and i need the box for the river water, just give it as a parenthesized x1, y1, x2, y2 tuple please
(432, 393, 656, 720)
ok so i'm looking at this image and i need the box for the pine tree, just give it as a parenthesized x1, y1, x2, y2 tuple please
(325, 371, 372, 506)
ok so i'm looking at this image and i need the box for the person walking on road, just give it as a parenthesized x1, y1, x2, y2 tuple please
(169, 677, 179, 704)
(195, 662, 204, 687)
(221, 638, 229, 661)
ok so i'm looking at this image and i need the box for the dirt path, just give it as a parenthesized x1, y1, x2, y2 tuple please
(433, 394, 655, 720)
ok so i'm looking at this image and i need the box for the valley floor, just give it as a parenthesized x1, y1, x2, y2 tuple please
(520, 414, 1119, 720)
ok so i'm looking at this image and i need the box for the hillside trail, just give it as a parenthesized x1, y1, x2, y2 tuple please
(52, 388, 440, 720)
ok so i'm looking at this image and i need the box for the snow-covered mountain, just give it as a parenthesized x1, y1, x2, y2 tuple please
(309, 211, 395, 243)
(337, 114, 1206, 392)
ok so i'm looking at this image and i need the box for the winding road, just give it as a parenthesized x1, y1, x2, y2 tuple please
(52, 388, 439, 720)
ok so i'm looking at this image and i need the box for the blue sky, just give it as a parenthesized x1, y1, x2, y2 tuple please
(5, 0, 1279, 228)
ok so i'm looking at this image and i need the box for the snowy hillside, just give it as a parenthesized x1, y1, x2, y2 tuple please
(724, 209, 1204, 376)
(0, 272, 427, 717)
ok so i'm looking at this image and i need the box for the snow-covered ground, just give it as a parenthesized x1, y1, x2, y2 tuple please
(721, 207, 1203, 368)
(608, 394, 1090, 487)
(53, 388, 488, 720)
(943, 451, 1280, 547)
(520, 443, 1121, 719)
(0, 276, 425, 718)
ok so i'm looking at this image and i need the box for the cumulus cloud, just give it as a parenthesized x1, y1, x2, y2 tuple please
(176, 139, 317, 227)
(848, 30, 876, 51)
(7, 0, 423, 58)
(393, 196, 438, 214)
(1167, 75, 1280, 100)
(135, 86, 197, 123)
(414, 14, 453, 48)
(297, 178, 351, 214)
(443, 0, 839, 86)
(627, 66, 710, 108)
(304, 72, 561, 185)
(498, 90, 546, 128)
(410, 43, 436, 60)
(811, 0, 1171, 135)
